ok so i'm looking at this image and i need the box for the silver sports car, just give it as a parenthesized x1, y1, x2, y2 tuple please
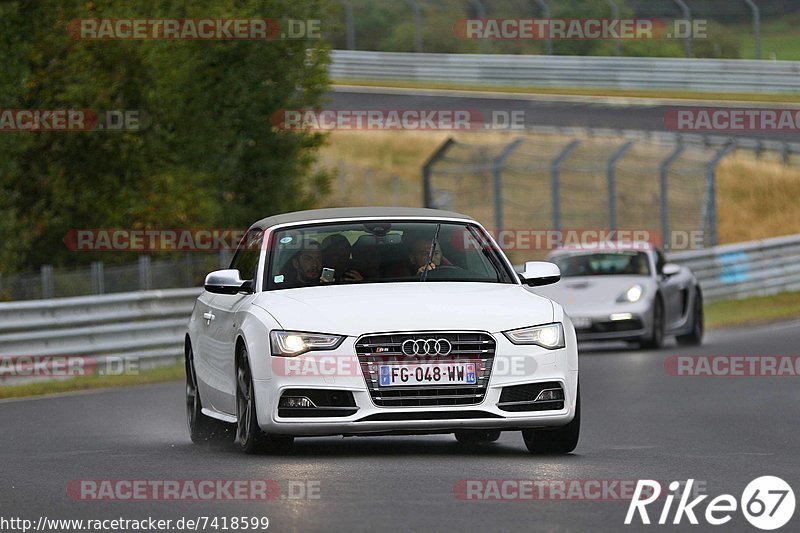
(531, 243, 703, 348)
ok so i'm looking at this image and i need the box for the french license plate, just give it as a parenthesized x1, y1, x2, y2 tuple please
(571, 316, 592, 329)
(378, 363, 477, 387)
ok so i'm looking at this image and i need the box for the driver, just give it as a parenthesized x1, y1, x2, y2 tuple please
(408, 237, 442, 275)
(281, 239, 324, 288)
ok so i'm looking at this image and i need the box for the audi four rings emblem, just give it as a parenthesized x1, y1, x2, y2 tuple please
(401, 338, 452, 356)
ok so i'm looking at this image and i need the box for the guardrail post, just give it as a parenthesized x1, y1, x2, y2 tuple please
(492, 138, 524, 233)
(659, 144, 685, 251)
(422, 137, 455, 208)
(551, 140, 580, 232)
(91, 261, 105, 294)
(703, 142, 735, 247)
(673, 0, 692, 58)
(138, 255, 152, 291)
(607, 140, 634, 231)
(532, 0, 552, 55)
(744, 0, 761, 59)
(41, 265, 54, 299)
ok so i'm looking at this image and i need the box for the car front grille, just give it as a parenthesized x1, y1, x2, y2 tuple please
(355, 331, 496, 407)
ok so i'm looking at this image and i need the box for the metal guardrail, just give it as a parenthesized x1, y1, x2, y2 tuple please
(0, 288, 201, 384)
(331, 50, 800, 94)
(2, 233, 798, 383)
(670, 234, 800, 302)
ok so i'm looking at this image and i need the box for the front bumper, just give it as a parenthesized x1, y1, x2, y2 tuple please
(253, 333, 578, 436)
(569, 303, 652, 342)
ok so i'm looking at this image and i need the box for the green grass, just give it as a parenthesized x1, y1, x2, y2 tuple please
(736, 15, 800, 60)
(334, 79, 800, 103)
(0, 361, 185, 400)
(705, 291, 800, 330)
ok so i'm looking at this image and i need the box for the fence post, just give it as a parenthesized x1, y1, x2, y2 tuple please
(41, 265, 54, 299)
(532, 0, 552, 55)
(422, 137, 455, 208)
(138, 255, 152, 291)
(659, 144, 685, 251)
(91, 261, 105, 294)
(704, 142, 735, 247)
(744, 0, 761, 59)
(673, 0, 692, 57)
(468, 0, 488, 54)
(340, 0, 356, 50)
(492, 138, 524, 233)
(607, 0, 621, 56)
(551, 140, 580, 231)
(405, 0, 423, 53)
(607, 140, 634, 231)
(219, 249, 232, 270)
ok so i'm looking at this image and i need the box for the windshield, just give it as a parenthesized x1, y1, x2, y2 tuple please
(264, 221, 515, 290)
(551, 251, 651, 277)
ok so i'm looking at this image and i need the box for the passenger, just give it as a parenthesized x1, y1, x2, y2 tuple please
(350, 241, 382, 280)
(321, 234, 363, 282)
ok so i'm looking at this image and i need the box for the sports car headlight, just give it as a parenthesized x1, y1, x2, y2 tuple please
(617, 284, 644, 303)
(503, 323, 565, 350)
(269, 330, 344, 357)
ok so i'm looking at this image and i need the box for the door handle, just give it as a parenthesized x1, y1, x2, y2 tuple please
(203, 311, 216, 324)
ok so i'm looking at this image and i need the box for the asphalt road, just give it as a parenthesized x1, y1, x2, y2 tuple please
(329, 86, 800, 143)
(2, 320, 799, 532)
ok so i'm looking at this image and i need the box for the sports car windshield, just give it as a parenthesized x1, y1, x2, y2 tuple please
(265, 221, 515, 290)
(552, 251, 651, 277)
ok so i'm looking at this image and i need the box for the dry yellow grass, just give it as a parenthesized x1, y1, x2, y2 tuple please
(317, 130, 800, 246)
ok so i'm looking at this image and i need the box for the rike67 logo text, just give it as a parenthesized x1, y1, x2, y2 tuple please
(626, 477, 795, 530)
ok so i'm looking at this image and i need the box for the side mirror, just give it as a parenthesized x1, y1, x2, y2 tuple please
(662, 263, 681, 277)
(519, 261, 561, 287)
(204, 269, 253, 294)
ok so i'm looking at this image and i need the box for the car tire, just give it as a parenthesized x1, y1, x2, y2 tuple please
(454, 430, 501, 445)
(236, 346, 294, 455)
(639, 296, 665, 350)
(522, 384, 580, 455)
(186, 341, 231, 443)
(676, 290, 704, 346)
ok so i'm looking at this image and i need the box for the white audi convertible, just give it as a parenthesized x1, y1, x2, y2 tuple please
(185, 208, 579, 454)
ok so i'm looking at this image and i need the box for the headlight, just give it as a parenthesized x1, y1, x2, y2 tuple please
(269, 330, 344, 357)
(617, 284, 644, 303)
(503, 323, 565, 349)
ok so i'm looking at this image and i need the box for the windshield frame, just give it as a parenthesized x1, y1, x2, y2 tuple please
(260, 217, 518, 291)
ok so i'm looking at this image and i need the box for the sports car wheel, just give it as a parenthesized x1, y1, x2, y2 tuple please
(186, 341, 230, 443)
(236, 346, 294, 454)
(676, 290, 704, 346)
(522, 384, 580, 455)
(640, 297, 664, 349)
(454, 430, 501, 444)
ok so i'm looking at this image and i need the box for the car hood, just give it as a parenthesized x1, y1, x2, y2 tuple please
(253, 282, 554, 336)
(530, 275, 654, 315)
